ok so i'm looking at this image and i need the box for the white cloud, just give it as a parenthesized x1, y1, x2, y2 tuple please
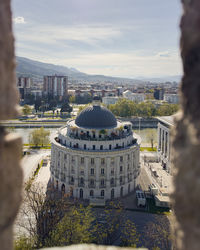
(157, 51, 170, 57)
(15, 24, 121, 46)
(13, 16, 26, 24)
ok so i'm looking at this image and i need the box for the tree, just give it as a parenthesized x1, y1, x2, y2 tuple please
(69, 95, 76, 103)
(146, 128, 157, 149)
(34, 98, 42, 113)
(60, 102, 73, 113)
(22, 104, 32, 115)
(47, 205, 96, 246)
(14, 235, 33, 250)
(156, 103, 179, 116)
(29, 127, 50, 147)
(95, 201, 140, 246)
(120, 219, 139, 247)
(49, 99, 57, 115)
(15, 183, 71, 248)
(144, 214, 172, 250)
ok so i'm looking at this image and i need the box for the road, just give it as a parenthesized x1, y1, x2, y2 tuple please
(35, 160, 51, 187)
(21, 149, 51, 182)
(138, 163, 152, 191)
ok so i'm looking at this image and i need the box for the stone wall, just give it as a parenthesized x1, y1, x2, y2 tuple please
(0, 1, 23, 249)
(171, 0, 200, 249)
(1, 0, 200, 250)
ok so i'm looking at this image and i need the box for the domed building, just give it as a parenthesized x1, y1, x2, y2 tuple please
(50, 101, 141, 202)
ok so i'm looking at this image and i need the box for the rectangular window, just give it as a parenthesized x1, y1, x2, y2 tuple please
(101, 158, 105, 164)
(91, 158, 94, 164)
(90, 168, 94, 175)
(101, 168, 105, 175)
(81, 157, 84, 164)
(120, 156, 123, 162)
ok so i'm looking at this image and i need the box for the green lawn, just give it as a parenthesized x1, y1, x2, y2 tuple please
(140, 147, 157, 152)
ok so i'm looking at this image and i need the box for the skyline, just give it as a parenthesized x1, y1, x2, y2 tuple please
(12, 0, 182, 79)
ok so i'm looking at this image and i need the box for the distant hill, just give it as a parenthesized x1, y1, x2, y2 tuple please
(16, 56, 143, 84)
(16, 56, 180, 84)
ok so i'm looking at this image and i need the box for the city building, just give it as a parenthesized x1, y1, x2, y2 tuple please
(154, 88, 165, 100)
(43, 75, 68, 99)
(50, 99, 141, 201)
(164, 93, 179, 104)
(17, 76, 31, 100)
(123, 90, 145, 103)
(157, 115, 175, 174)
(102, 96, 119, 105)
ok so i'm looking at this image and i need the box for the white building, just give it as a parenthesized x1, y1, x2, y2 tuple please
(50, 101, 141, 201)
(164, 94, 179, 104)
(157, 116, 175, 174)
(102, 96, 119, 105)
(123, 90, 145, 103)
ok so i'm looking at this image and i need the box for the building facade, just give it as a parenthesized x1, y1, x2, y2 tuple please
(102, 96, 119, 105)
(157, 116, 175, 174)
(17, 76, 31, 100)
(50, 103, 141, 201)
(123, 90, 145, 103)
(43, 75, 68, 99)
(164, 93, 179, 104)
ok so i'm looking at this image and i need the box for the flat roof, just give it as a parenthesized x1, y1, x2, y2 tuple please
(157, 115, 176, 127)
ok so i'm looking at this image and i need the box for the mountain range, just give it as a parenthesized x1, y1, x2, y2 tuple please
(16, 56, 180, 83)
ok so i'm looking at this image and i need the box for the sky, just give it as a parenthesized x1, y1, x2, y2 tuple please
(12, 0, 183, 79)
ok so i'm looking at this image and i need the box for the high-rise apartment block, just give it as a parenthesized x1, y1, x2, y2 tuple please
(43, 75, 68, 99)
(17, 76, 31, 100)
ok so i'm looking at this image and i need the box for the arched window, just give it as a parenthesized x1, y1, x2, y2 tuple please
(80, 188, 83, 198)
(90, 190, 94, 197)
(101, 190, 105, 197)
(111, 189, 114, 199)
(61, 184, 65, 193)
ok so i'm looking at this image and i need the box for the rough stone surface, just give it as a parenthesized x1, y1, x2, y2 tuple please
(171, 0, 200, 250)
(0, 0, 19, 120)
(0, 1, 23, 249)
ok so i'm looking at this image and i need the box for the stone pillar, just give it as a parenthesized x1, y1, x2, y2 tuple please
(171, 1, 200, 249)
(96, 158, 100, 186)
(85, 157, 89, 187)
(74, 155, 78, 186)
(106, 158, 111, 188)
(0, 1, 23, 249)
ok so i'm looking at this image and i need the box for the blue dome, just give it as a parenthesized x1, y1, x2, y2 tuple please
(75, 105, 117, 129)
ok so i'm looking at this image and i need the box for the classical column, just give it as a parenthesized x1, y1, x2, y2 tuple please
(96, 158, 100, 188)
(106, 157, 111, 188)
(74, 155, 78, 186)
(85, 157, 89, 187)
